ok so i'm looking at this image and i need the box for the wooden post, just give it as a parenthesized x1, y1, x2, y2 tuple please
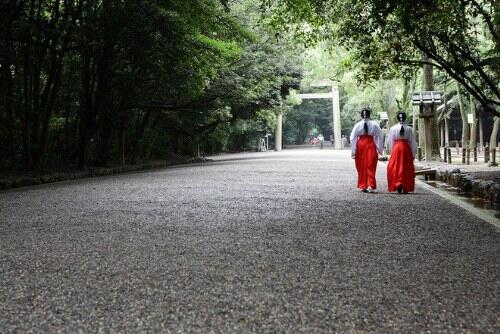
(424, 117, 433, 161)
(473, 147, 477, 162)
(466, 148, 470, 165)
(448, 148, 452, 164)
(275, 110, 282, 151)
(462, 148, 466, 164)
(418, 147, 422, 161)
(492, 148, 497, 166)
(443, 146, 448, 162)
(332, 83, 342, 150)
(485, 146, 490, 163)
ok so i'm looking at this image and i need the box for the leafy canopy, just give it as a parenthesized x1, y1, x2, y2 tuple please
(262, 0, 500, 115)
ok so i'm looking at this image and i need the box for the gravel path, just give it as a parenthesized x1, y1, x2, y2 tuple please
(1, 148, 499, 333)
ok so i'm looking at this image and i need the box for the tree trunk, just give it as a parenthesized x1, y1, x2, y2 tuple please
(30, 0, 49, 171)
(78, 55, 93, 168)
(420, 53, 440, 160)
(1, 23, 15, 168)
(38, 40, 67, 171)
(21, 0, 64, 172)
(440, 122, 445, 147)
(442, 94, 450, 147)
(142, 112, 162, 160)
(469, 95, 477, 149)
(21, 0, 36, 171)
(94, 0, 117, 166)
(393, 77, 411, 126)
(444, 117, 449, 147)
(275, 109, 283, 151)
(489, 117, 499, 149)
(455, 81, 469, 148)
(78, 21, 97, 168)
(129, 109, 153, 164)
(478, 111, 484, 150)
(38, 1, 80, 169)
(64, 103, 70, 163)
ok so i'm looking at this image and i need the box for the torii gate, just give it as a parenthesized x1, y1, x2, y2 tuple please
(301, 80, 342, 149)
(275, 80, 342, 150)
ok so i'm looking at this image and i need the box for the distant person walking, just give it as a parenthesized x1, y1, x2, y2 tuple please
(386, 112, 417, 193)
(317, 134, 324, 149)
(341, 135, 347, 148)
(350, 108, 383, 193)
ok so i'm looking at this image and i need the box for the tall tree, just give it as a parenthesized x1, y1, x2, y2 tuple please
(489, 116, 499, 163)
(0, 0, 303, 172)
(262, 0, 500, 116)
(421, 53, 441, 159)
(469, 95, 478, 150)
(456, 81, 470, 148)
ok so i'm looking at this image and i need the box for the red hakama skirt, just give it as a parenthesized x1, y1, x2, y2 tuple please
(387, 139, 415, 192)
(355, 135, 378, 190)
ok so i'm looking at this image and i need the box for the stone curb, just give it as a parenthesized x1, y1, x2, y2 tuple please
(430, 167, 500, 205)
(0, 157, 207, 191)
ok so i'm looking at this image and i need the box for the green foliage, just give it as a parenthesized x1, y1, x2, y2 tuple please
(285, 40, 412, 142)
(261, 0, 500, 116)
(283, 99, 332, 145)
(195, 34, 242, 59)
(0, 0, 303, 171)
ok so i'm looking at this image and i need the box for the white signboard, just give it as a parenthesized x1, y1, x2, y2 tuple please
(467, 113, 474, 124)
(379, 112, 388, 120)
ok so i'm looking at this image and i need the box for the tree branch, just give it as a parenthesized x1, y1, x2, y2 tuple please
(434, 32, 500, 100)
(416, 39, 500, 115)
(464, 0, 499, 43)
(393, 57, 443, 70)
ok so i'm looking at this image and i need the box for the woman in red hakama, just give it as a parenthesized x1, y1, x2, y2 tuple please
(386, 112, 417, 193)
(350, 108, 383, 193)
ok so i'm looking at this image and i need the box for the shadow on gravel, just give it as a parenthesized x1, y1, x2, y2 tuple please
(359, 192, 431, 196)
(207, 156, 282, 163)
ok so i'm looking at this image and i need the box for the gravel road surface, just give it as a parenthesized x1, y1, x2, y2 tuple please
(1, 148, 498, 333)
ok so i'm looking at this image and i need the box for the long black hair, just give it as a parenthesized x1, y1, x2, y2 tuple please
(361, 108, 371, 134)
(397, 112, 406, 136)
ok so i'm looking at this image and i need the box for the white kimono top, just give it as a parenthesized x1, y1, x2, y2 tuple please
(349, 119, 384, 157)
(386, 122, 417, 157)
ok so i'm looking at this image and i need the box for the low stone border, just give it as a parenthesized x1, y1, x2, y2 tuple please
(0, 157, 207, 191)
(433, 168, 500, 205)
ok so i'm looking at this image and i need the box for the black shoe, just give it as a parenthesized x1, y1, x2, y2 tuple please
(397, 185, 403, 194)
